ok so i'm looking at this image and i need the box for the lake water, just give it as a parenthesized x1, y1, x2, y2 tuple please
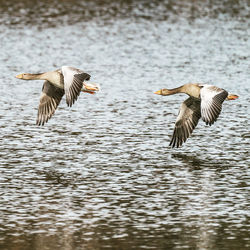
(0, 0, 249, 249)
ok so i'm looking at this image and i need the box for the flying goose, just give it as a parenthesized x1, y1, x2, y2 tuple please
(16, 66, 99, 125)
(154, 83, 238, 148)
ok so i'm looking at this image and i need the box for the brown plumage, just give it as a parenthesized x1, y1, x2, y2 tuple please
(37, 81, 65, 126)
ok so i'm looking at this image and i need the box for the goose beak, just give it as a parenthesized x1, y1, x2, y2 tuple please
(154, 89, 162, 95)
(227, 94, 239, 100)
(16, 74, 23, 79)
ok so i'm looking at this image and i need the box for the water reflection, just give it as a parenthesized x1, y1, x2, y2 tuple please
(0, 0, 249, 249)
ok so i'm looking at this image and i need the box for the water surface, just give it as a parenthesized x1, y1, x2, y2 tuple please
(0, 0, 249, 249)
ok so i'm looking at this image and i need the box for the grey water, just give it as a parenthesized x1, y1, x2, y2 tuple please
(0, 0, 249, 249)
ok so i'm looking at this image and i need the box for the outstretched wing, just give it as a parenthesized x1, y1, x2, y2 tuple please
(200, 85, 228, 126)
(62, 66, 91, 107)
(170, 97, 201, 148)
(37, 81, 65, 126)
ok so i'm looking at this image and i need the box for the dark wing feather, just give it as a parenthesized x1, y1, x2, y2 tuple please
(170, 97, 201, 148)
(36, 81, 65, 126)
(200, 85, 228, 126)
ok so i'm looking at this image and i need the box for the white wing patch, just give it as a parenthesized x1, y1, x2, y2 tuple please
(200, 85, 228, 126)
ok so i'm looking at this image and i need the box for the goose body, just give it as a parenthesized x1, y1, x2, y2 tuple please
(16, 66, 99, 126)
(154, 83, 238, 148)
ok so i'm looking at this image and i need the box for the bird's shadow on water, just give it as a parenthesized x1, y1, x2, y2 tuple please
(171, 152, 231, 170)
(36, 169, 79, 188)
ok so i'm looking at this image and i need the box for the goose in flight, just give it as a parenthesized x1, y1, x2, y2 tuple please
(16, 66, 100, 125)
(154, 83, 238, 148)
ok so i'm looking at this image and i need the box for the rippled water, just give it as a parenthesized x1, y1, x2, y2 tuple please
(0, 0, 249, 249)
